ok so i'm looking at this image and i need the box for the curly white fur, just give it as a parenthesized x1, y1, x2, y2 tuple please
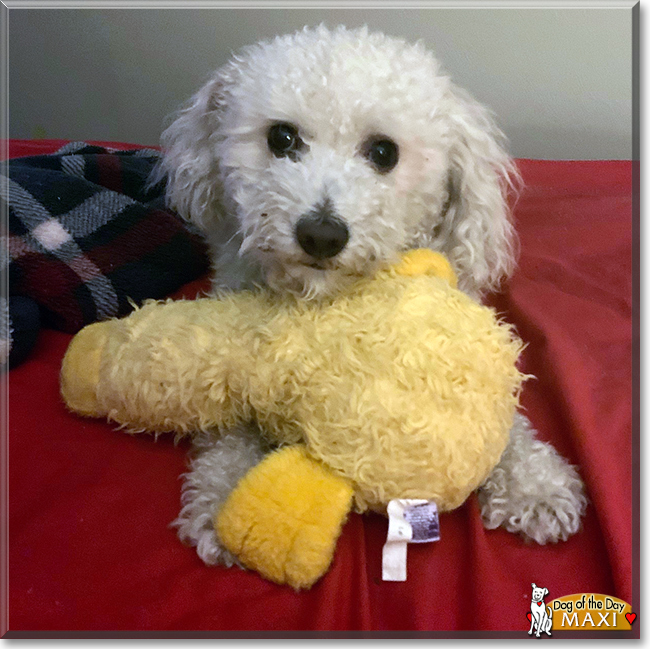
(158, 25, 586, 566)
(478, 413, 587, 544)
(172, 425, 272, 566)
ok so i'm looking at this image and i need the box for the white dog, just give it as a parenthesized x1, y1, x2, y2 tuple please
(153, 25, 587, 568)
(529, 583, 553, 637)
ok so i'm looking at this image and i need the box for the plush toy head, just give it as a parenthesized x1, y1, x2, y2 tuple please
(61, 249, 527, 588)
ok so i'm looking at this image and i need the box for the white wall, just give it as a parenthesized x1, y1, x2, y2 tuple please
(8, 5, 634, 159)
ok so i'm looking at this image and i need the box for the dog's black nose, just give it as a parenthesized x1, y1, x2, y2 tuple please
(296, 204, 349, 260)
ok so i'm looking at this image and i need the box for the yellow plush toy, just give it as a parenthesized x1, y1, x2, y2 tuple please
(60, 250, 526, 589)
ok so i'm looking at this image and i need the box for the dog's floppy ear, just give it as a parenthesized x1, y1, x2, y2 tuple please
(438, 84, 520, 296)
(532, 583, 537, 589)
(544, 588, 549, 596)
(151, 69, 228, 230)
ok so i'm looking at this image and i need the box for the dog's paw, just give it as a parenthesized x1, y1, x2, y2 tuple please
(478, 415, 587, 544)
(173, 426, 272, 568)
(173, 504, 240, 568)
(479, 471, 586, 544)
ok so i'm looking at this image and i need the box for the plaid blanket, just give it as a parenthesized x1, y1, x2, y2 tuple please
(1, 142, 210, 368)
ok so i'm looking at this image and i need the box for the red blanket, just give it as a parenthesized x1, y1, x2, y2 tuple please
(6, 140, 635, 635)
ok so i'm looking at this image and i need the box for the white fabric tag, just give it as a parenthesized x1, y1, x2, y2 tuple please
(382, 499, 440, 582)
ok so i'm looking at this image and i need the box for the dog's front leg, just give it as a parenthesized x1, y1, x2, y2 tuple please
(172, 424, 271, 566)
(478, 412, 587, 544)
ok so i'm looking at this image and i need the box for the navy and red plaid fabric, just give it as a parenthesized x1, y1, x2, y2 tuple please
(1, 142, 210, 367)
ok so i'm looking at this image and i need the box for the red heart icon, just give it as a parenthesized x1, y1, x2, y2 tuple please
(526, 612, 532, 622)
(625, 612, 637, 625)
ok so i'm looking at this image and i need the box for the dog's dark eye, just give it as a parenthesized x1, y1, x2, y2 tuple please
(363, 137, 399, 172)
(267, 122, 303, 159)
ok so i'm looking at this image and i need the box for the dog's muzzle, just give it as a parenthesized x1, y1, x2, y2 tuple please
(295, 202, 349, 261)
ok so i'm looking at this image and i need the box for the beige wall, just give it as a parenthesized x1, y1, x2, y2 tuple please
(9, 6, 634, 159)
